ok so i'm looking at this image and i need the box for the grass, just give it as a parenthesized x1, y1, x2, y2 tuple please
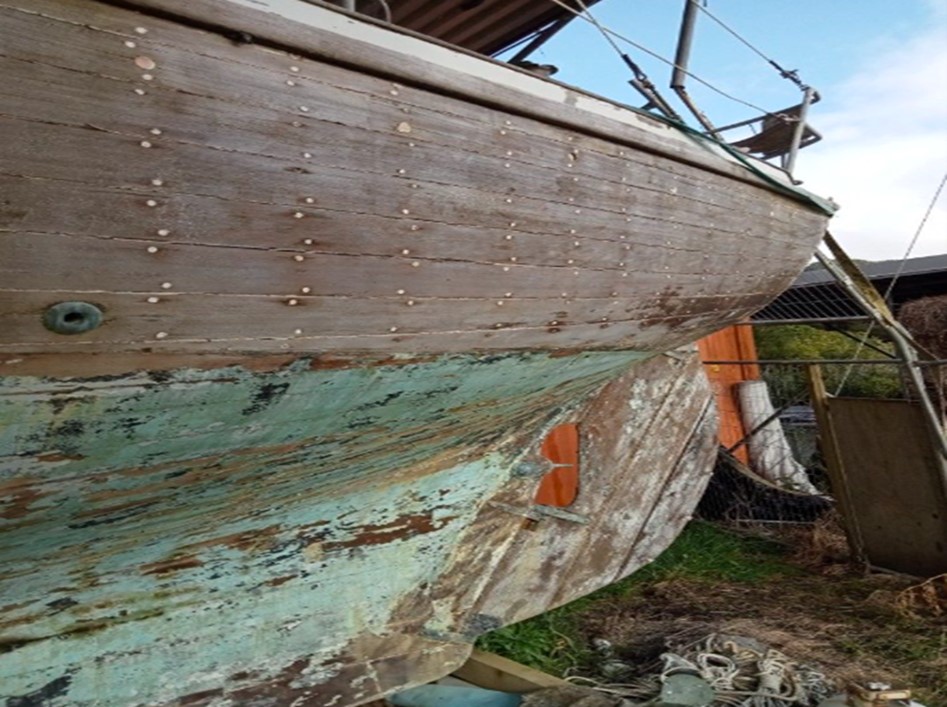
(476, 522, 796, 675)
(475, 521, 947, 704)
(475, 606, 588, 676)
(622, 520, 797, 585)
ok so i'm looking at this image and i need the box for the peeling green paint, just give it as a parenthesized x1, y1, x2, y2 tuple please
(1, 350, 649, 705)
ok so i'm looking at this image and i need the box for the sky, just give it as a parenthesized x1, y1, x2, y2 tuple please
(513, 0, 947, 261)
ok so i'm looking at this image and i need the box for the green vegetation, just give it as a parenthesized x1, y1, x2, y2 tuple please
(476, 522, 795, 674)
(754, 324, 902, 406)
(475, 604, 588, 676)
(623, 521, 797, 585)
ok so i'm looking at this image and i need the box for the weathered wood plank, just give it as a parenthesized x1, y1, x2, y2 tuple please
(0, 289, 772, 355)
(0, 53, 814, 248)
(822, 397, 947, 576)
(453, 649, 568, 692)
(3, 226, 782, 299)
(78, 0, 832, 207)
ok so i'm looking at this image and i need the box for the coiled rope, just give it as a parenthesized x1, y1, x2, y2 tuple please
(567, 633, 835, 706)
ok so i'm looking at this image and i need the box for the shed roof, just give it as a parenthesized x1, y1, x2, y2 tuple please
(381, 0, 601, 55)
(793, 253, 947, 288)
(754, 253, 947, 321)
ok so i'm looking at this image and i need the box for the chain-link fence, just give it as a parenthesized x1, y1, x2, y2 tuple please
(696, 358, 932, 528)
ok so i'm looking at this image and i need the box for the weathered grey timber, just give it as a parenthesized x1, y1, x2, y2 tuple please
(0, 0, 830, 356)
(0, 0, 831, 704)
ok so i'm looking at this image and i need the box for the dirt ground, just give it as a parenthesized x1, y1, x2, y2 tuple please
(376, 520, 945, 706)
(568, 521, 947, 705)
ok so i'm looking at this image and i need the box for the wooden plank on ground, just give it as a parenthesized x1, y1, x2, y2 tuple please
(452, 649, 568, 692)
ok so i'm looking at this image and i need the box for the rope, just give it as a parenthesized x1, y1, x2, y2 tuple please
(566, 633, 835, 706)
(545, 0, 771, 115)
(884, 170, 947, 296)
(832, 170, 947, 394)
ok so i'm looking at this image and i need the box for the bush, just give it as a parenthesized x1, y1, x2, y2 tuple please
(754, 325, 902, 405)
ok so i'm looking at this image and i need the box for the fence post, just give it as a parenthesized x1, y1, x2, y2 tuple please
(806, 364, 865, 563)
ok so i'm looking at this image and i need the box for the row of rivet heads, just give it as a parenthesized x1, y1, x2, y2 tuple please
(137, 232, 707, 342)
(127, 56, 703, 340)
(283, 210, 662, 305)
(271, 259, 707, 334)
(281, 194, 685, 274)
(123, 24, 174, 341)
(292, 79, 667, 233)
(283, 60, 651, 201)
(278, 173, 688, 338)
(377, 116, 666, 274)
(285, 74, 686, 266)
(118, 47, 554, 340)
(124, 62, 662, 277)
(131, 297, 651, 341)
(281, 104, 566, 332)
(283, 60, 693, 235)
(122, 49, 316, 341)
(134, 250, 718, 339)
(499, 122, 690, 203)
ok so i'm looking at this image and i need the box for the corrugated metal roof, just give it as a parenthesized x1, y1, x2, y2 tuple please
(753, 254, 947, 320)
(793, 253, 947, 287)
(386, 0, 601, 55)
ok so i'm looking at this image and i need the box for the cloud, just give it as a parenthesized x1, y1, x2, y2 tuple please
(795, 12, 947, 260)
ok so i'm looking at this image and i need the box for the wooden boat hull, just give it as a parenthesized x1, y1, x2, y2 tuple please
(1, 350, 716, 706)
(0, 0, 830, 357)
(0, 0, 831, 703)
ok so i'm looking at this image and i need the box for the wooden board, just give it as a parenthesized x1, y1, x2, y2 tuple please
(453, 649, 568, 692)
(823, 397, 947, 576)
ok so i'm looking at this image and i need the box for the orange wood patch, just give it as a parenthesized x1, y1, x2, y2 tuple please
(535, 423, 579, 507)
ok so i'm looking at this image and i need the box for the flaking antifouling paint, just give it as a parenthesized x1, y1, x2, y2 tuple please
(1, 350, 648, 704)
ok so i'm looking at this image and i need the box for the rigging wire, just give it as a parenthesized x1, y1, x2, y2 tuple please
(573, 0, 627, 64)
(832, 170, 947, 394)
(881, 170, 947, 298)
(694, 2, 809, 90)
(545, 0, 771, 115)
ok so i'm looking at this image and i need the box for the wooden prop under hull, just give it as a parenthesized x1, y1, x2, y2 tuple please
(1, 350, 716, 706)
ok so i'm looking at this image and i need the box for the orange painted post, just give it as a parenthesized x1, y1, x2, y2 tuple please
(697, 324, 761, 464)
